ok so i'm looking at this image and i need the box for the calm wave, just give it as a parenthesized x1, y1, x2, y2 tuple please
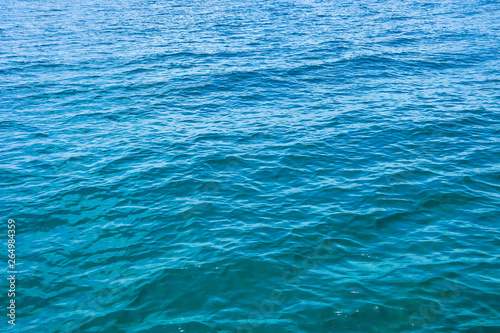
(1, 0, 499, 332)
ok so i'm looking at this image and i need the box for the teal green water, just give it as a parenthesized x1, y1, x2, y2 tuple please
(1, 0, 500, 332)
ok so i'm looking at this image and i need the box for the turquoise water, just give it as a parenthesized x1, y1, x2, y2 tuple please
(1, 0, 500, 332)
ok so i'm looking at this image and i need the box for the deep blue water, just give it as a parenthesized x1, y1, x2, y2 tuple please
(1, 0, 500, 332)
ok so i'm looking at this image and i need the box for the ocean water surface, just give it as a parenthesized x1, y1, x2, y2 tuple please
(1, 0, 500, 332)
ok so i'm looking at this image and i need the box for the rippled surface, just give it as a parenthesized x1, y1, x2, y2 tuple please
(1, 0, 500, 332)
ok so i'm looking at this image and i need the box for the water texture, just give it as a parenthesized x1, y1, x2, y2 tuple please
(1, 0, 500, 332)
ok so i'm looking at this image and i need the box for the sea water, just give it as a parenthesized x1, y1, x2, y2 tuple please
(1, 0, 499, 332)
